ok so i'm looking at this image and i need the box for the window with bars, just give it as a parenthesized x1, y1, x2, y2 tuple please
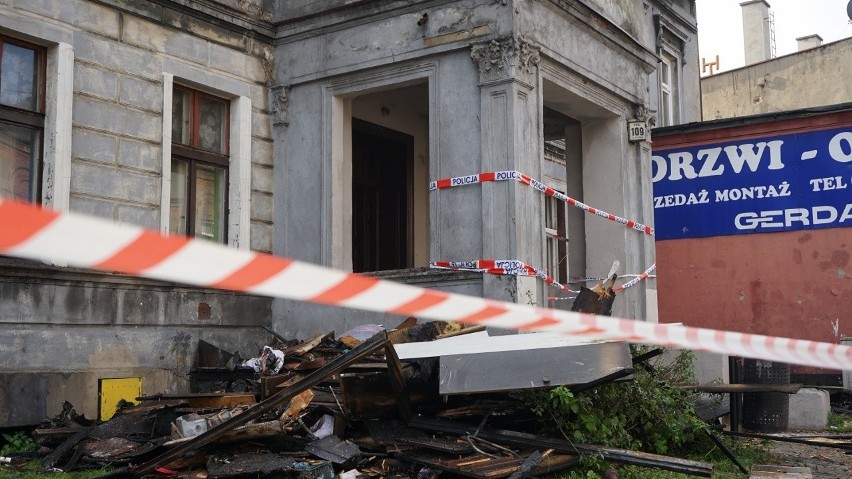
(169, 86, 230, 242)
(0, 35, 45, 203)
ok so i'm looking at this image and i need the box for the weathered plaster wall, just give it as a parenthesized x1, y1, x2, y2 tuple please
(272, 0, 677, 335)
(702, 37, 852, 120)
(0, 0, 275, 426)
(517, 1, 652, 105)
(276, 0, 510, 85)
(0, 260, 272, 425)
(0, 0, 275, 252)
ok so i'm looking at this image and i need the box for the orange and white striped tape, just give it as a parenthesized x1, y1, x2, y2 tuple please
(612, 263, 656, 292)
(431, 260, 654, 292)
(430, 170, 655, 236)
(1, 198, 850, 370)
(430, 260, 580, 294)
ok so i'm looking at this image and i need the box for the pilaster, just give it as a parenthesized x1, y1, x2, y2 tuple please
(472, 36, 543, 304)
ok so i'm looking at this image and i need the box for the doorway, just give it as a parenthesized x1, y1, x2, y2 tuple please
(351, 119, 413, 273)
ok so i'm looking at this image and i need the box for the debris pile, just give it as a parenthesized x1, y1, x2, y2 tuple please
(23, 320, 718, 478)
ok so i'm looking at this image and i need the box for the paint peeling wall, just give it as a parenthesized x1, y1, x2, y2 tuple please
(0, 0, 275, 426)
(272, 0, 698, 338)
(702, 37, 852, 120)
(656, 231, 850, 375)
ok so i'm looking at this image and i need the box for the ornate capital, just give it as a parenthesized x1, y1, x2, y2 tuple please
(470, 36, 541, 85)
(634, 104, 657, 127)
(271, 84, 290, 126)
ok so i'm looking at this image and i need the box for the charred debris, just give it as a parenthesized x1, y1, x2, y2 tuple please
(21, 316, 717, 479)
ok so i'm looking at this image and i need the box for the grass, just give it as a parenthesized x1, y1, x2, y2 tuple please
(827, 412, 852, 433)
(0, 460, 112, 479)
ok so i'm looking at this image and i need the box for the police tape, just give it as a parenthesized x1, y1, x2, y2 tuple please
(430, 170, 655, 236)
(1, 198, 850, 370)
(612, 263, 657, 292)
(430, 260, 579, 294)
(431, 260, 654, 292)
(548, 296, 577, 301)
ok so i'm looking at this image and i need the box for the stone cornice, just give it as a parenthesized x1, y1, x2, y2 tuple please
(275, 0, 460, 42)
(92, 0, 275, 42)
(646, 0, 698, 34)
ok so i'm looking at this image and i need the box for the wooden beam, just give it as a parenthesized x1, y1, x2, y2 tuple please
(409, 416, 713, 477)
(691, 383, 802, 394)
(131, 332, 390, 476)
(384, 342, 413, 422)
(42, 426, 92, 470)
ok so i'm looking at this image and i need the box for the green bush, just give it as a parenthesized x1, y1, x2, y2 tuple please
(524, 347, 708, 475)
(1, 431, 36, 456)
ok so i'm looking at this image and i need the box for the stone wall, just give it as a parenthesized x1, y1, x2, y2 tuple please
(270, 0, 699, 335)
(0, 0, 275, 426)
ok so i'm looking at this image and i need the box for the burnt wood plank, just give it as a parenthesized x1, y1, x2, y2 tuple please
(131, 332, 390, 476)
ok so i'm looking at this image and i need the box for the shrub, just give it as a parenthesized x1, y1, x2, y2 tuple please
(524, 347, 707, 474)
(1, 431, 36, 456)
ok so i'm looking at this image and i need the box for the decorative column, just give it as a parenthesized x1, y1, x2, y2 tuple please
(471, 36, 543, 306)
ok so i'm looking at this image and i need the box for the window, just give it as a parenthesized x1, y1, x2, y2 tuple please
(169, 86, 229, 242)
(544, 195, 567, 284)
(658, 49, 679, 127)
(0, 36, 45, 203)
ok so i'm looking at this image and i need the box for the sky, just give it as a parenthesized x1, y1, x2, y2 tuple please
(696, 0, 852, 74)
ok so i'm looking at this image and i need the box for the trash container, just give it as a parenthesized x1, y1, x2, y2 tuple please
(741, 359, 789, 432)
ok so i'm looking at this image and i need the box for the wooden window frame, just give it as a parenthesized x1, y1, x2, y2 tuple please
(173, 85, 230, 155)
(171, 85, 230, 242)
(545, 195, 568, 284)
(0, 35, 46, 203)
(658, 47, 680, 127)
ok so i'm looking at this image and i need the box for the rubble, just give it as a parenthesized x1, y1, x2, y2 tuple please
(15, 319, 724, 478)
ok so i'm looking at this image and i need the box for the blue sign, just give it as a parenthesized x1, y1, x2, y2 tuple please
(651, 126, 852, 240)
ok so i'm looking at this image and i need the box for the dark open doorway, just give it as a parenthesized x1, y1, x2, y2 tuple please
(352, 119, 413, 273)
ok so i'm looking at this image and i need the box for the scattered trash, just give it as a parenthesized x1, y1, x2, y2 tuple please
(18, 319, 731, 478)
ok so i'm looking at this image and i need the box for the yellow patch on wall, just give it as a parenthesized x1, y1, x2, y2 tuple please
(99, 377, 142, 420)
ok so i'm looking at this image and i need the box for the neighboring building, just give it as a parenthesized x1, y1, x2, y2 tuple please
(701, 1, 852, 120)
(0, 0, 699, 426)
(653, 0, 852, 383)
(652, 104, 852, 381)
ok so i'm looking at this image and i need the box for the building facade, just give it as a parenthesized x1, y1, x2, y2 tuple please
(0, 0, 699, 426)
(702, 36, 852, 120)
(271, 0, 700, 336)
(652, 0, 852, 382)
(0, 0, 276, 425)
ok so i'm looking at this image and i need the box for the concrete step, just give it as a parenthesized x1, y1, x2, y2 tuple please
(788, 388, 830, 431)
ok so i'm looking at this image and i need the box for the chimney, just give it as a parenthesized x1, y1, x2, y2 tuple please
(741, 0, 772, 64)
(796, 34, 823, 51)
